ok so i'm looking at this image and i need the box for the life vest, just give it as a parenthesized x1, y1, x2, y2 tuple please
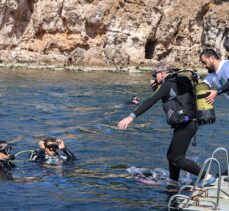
(155, 69, 216, 127)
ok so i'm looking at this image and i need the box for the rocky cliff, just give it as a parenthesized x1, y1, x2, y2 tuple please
(0, 0, 228, 70)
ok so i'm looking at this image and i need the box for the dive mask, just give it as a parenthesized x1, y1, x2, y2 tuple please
(46, 144, 59, 151)
(0, 144, 12, 155)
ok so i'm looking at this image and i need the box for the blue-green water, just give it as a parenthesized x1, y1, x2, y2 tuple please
(0, 70, 228, 211)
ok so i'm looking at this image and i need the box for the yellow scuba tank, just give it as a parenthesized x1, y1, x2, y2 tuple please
(195, 82, 216, 125)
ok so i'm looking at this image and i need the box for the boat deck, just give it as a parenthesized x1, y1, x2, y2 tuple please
(173, 176, 229, 211)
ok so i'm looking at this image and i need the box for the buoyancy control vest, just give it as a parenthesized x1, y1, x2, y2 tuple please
(162, 75, 196, 128)
(162, 69, 216, 126)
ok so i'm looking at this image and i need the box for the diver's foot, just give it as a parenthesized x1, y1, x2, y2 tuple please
(166, 184, 180, 193)
(198, 176, 216, 188)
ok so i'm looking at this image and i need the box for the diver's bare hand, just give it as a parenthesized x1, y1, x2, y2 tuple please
(57, 139, 65, 149)
(0, 153, 10, 160)
(206, 90, 217, 104)
(117, 116, 133, 130)
(39, 141, 45, 149)
(150, 79, 157, 87)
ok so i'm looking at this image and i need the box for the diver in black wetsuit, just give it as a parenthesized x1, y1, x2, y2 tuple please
(0, 141, 15, 178)
(124, 96, 140, 106)
(30, 137, 76, 165)
(118, 63, 216, 187)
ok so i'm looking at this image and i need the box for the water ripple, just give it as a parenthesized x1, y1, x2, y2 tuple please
(0, 70, 228, 210)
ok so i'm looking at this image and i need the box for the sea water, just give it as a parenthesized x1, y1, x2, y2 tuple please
(0, 70, 228, 211)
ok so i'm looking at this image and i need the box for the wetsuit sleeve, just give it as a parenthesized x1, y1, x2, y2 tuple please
(0, 161, 15, 171)
(131, 82, 170, 118)
(217, 80, 229, 95)
(0, 162, 4, 171)
(32, 149, 45, 161)
(61, 147, 76, 162)
(9, 161, 16, 168)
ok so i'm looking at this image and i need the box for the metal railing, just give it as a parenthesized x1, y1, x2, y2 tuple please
(168, 147, 229, 210)
(184, 157, 221, 209)
(205, 147, 229, 187)
(168, 149, 225, 210)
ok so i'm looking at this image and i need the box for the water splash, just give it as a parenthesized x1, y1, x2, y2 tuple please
(127, 166, 193, 188)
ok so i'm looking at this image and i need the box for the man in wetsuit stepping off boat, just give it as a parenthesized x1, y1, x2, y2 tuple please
(117, 63, 216, 188)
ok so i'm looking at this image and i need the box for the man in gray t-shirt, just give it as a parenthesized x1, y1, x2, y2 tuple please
(200, 48, 229, 104)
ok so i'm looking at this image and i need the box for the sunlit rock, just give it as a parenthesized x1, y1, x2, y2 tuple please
(0, 0, 228, 69)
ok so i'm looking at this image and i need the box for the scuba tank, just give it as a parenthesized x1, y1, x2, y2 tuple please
(195, 82, 216, 125)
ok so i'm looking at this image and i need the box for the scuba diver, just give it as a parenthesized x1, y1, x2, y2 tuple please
(30, 137, 76, 165)
(0, 141, 15, 175)
(124, 96, 140, 106)
(117, 63, 216, 189)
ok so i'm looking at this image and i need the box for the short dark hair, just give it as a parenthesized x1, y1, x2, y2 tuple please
(200, 48, 220, 60)
(43, 136, 56, 143)
(152, 63, 173, 77)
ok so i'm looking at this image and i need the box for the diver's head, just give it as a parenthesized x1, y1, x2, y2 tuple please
(0, 141, 15, 160)
(152, 63, 172, 84)
(131, 96, 140, 105)
(43, 137, 59, 156)
(200, 48, 220, 73)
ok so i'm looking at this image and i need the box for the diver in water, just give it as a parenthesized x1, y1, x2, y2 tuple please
(0, 141, 15, 173)
(30, 137, 76, 165)
(124, 96, 140, 106)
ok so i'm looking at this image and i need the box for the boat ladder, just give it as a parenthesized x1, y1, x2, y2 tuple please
(168, 147, 229, 210)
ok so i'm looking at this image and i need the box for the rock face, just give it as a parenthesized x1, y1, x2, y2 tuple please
(0, 0, 228, 69)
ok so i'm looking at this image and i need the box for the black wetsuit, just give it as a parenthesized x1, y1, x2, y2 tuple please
(0, 159, 15, 171)
(0, 159, 15, 179)
(31, 147, 76, 165)
(131, 75, 201, 181)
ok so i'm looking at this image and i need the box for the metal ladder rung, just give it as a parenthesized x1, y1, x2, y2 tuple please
(168, 148, 229, 210)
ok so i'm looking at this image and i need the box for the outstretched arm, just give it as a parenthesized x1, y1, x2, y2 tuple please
(117, 116, 133, 130)
(117, 82, 168, 130)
